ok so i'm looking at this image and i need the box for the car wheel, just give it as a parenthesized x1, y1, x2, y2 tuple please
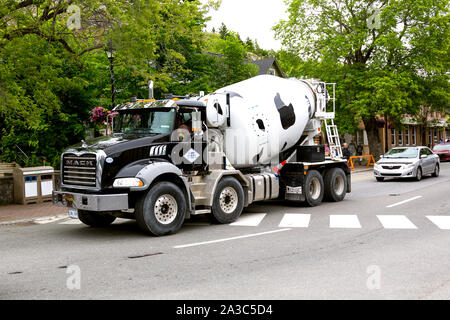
(135, 182, 187, 236)
(431, 164, 440, 177)
(415, 167, 422, 181)
(376, 177, 384, 182)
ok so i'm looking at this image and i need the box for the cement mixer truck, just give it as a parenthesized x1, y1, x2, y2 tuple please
(53, 75, 351, 236)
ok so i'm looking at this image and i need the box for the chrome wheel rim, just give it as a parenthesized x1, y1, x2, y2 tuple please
(435, 166, 439, 175)
(333, 175, 345, 195)
(219, 187, 238, 214)
(154, 194, 178, 225)
(309, 177, 321, 200)
(417, 169, 422, 180)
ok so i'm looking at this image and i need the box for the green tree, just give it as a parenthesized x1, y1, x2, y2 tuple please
(275, 0, 449, 158)
(0, 0, 217, 167)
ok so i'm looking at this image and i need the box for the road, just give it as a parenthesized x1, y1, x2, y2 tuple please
(1, 163, 450, 300)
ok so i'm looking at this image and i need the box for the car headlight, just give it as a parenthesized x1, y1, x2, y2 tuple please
(374, 163, 381, 169)
(113, 177, 144, 187)
(406, 162, 417, 169)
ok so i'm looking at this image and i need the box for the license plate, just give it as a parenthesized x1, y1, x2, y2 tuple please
(68, 209, 78, 219)
(287, 186, 302, 194)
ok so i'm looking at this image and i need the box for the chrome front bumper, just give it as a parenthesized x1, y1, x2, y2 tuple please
(373, 167, 416, 178)
(52, 191, 129, 212)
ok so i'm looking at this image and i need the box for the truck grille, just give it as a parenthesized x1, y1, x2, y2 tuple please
(62, 153, 97, 187)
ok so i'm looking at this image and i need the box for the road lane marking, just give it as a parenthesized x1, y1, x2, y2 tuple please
(34, 215, 68, 224)
(426, 216, 450, 230)
(230, 213, 266, 227)
(59, 219, 82, 225)
(377, 215, 418, 229)
(386, 196, 422, 208)
(173, 229, 291, 249)
(351, 175, 374, 181)
(329, 215, 362, 229)
(278, 214, 311, 228)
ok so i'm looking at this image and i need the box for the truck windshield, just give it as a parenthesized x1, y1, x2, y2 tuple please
(115, 109, 175, 134)
(384, 148, 418, 158)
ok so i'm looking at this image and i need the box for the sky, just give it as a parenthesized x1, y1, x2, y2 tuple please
(201, 0, 289, 51)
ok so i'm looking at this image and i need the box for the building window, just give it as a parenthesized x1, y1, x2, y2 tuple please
(411, 126, 416, 145)
(428, 129, 432, 147)
(434, 129, 438, 144)
(268, 68, 276, 76)
(398, 130, 403, 146)
(405, 127, 410, 146)
(391, 129, 396, 146)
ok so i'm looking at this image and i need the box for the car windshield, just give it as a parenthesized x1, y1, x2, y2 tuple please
(384, 148, 419, 158)
(433, 145, 450, 151)
(115, 109, 175, 134)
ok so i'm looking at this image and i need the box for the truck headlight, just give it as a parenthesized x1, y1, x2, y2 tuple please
(113, 178, 144, 187)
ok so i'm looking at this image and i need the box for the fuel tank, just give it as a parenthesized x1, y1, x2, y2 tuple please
(201, 75, 317, 169)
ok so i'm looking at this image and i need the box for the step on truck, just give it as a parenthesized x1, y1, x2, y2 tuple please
(53, 75, 351, 236)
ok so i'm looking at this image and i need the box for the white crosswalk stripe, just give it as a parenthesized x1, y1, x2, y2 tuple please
(230, 213, 267, 227)
(58, 218, 130, 225)
(278, 214, 311, 228)
(329, 215, 362, 229)
(52, 213, 450, 231)
(376, 215, 417, 229)
(426, 216, 450, 230)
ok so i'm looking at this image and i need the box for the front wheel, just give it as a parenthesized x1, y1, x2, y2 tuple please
(415, 167, 423, 181)
(135, 182, 187, 236)
(431, 164, 440, 177)
(210, 177, 244, 224)
(78, 210, 116, 227)
(304, 170, 324, 207)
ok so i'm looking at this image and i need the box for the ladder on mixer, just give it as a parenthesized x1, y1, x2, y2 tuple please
(310, 81, 343, 159)
(324, 118, 343, 159)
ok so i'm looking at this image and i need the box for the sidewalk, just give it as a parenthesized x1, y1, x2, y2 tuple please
(0, 202, 68, 224)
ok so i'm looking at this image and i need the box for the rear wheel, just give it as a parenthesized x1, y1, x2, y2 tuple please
(415, 167, 423, 181)
(304, 170, 324, 207)
(78, 210, 116, 227)
(376, 177, 384, 182)
(135, 182, 187, 236)
(210, 177, 244, 224)
(324, 168, 347, 202)
(431, 164, 440, 177)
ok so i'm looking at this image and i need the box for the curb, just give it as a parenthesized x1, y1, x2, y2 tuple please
(0, 213, 68, 226)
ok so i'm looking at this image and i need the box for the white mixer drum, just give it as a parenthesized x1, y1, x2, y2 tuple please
(202, 75, 317, 169)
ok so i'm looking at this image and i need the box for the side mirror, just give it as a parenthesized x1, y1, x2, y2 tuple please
(420, 154, 427, 159)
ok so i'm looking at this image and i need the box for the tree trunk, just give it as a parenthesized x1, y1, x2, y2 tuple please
(363, 117, 383, 161)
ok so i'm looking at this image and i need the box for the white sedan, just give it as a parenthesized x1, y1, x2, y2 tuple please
(374, 146, 440, 182)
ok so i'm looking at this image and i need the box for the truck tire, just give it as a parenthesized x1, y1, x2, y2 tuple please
(135, 182, 187, 236)
(323, 168, 347, 202)
(304, 170, 324, 207)
(210, 176, 244, 224)
(78, 210, 116, 227)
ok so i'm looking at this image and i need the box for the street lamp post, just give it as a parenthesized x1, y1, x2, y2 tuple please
(105, 41, 116, 109)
